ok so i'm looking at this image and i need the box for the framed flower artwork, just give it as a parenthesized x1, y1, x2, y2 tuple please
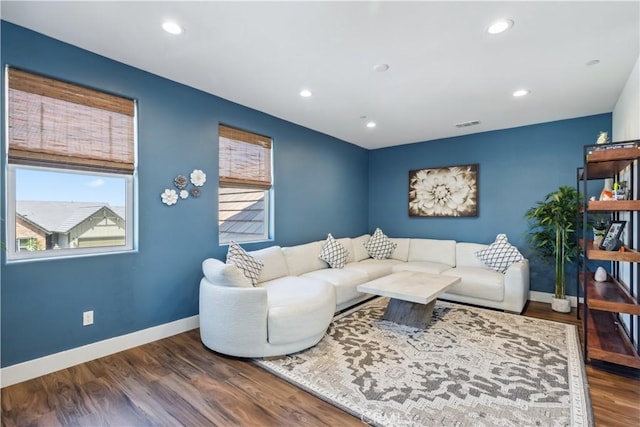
(409, 164, 478, 217)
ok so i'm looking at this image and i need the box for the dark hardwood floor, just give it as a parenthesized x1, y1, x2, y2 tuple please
(2, 301, 639, 426)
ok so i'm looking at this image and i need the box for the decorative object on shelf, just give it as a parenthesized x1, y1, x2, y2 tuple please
(190, 169, 207, 186)
(161, 169, 206, 206)
(592, 216, 608, 248)
(161, 188, 179, 206)
(599, 178, 614, 200)
(600, 220, 626, 250)
(594, 266, 607, 282)
(525, 186, 582, 312)
(596, 131, 610, 145)
(613, 180, 628, 200)
(408, 164, 478, 217)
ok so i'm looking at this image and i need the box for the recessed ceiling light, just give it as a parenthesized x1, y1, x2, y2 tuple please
(162, 21, 184, 35)
(513, 89, 530, 97)
(366, 121, 377, 128)
(373, 64, 390, 72)
(487, 19, 514, 35)
(299, 89, 312, 98)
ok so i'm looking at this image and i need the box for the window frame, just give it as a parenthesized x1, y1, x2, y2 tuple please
(217, 124, 273, 245)
(218, 186, 270, 245)
(4, 66, 138, 263)
(6, 164, 136, 262)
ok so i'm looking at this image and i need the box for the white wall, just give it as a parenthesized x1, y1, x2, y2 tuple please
(613, 56, 640, 141)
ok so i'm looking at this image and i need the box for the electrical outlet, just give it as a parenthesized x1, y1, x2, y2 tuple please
(83, 310, 94, 326)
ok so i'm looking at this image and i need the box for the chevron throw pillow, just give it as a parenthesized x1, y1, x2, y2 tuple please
(319, 233, 348, 269)
(226, 241, 264, 286)
(475, 234, 524, 273)
(364, 228, 397, 260)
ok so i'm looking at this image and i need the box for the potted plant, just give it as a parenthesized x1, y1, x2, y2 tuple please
(525, 185, 582, 313)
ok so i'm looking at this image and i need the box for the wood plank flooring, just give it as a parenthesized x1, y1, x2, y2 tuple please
(2, 301, 639, 426)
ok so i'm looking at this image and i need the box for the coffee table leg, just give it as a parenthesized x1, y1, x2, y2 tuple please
(382, 298, 436, 328)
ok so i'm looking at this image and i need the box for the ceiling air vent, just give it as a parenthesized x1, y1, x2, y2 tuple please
(455, 120, 481, 128)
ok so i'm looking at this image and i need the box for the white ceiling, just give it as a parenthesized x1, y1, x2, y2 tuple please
(1, 1, 639, 150)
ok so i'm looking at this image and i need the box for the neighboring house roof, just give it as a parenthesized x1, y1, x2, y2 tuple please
(16, 201, 124, 233)
(219, 189, 265, 241)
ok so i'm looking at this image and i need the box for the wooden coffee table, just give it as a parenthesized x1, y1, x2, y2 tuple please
(357, 271, 461, 328)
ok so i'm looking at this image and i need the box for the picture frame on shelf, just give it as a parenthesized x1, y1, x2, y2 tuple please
(599, 220, 626, 250)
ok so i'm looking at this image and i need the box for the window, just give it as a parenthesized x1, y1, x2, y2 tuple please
(218, 124, 272, 244)
(6, 67, 136, 261)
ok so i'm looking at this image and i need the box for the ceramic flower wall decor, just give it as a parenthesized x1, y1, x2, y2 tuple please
(161, 189, 179, 206)
(161, 169, 206, 206)
(190, 169, 206, 186)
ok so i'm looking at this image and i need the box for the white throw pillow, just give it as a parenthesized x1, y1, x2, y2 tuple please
(475, 234, 524, 273)
(364, 228, 397, 260)
(226, 241, 264, 286)
(319, 233, 348, 268)
(202, 258, 253, 287)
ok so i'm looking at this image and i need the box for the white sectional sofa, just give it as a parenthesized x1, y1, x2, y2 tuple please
(199, 233, 529, 358)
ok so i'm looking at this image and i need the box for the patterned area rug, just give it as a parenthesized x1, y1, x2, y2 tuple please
(255, 297, 593, 427)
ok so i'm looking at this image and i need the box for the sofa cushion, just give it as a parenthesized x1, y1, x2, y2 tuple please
(456, 242, 489, 268)
(226, 241, 264, 286)
(319, 234, 348, 268)
(392, 261, 451, 274)
(248, 246, 289, 282)
(202, 258, 253, 287)
(352, 234, 371, 261)
(389, 238, 411, 262)
(263, 277, 336, 345)
(442, 267, 504, 302)
(365, 228, 397, 259)
(475, 234, 524, 273)
(301, 268, 369, 306)
(282, 241, 328, 276)
(336, 237, 356, 263)
(408, 239, 456, 267)
(345, 258, 401, 280)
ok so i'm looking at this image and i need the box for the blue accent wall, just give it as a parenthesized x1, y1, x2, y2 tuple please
(369, 114, 612, 295)
(0, 21, 615, 368)
(0, 22, 369, 367)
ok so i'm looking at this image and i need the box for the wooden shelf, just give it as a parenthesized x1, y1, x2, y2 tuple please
(584, 240, 640, 262)
(584, 146, 640, 179)
(587, 200, 640, 211)
(586, 309, 640, 368)
(580, 272, 640, 315)
(587, 146, 640, 162)
(580, 139, 640, 370)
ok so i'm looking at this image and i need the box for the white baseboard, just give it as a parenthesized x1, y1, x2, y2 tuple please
(529, 291, 582, 307)
(0, 315, 199, 388)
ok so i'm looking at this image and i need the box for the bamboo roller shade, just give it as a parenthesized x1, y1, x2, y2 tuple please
(8, 68, 134, 116)
(7, 68, 135, 174)
(219, 125, 272, 190)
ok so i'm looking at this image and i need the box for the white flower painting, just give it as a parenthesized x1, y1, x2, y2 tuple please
(409, 164, 478, 217)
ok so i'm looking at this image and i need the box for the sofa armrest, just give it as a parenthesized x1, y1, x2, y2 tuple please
(199, 278, 268, 355)
(503, 260, 530, 313)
